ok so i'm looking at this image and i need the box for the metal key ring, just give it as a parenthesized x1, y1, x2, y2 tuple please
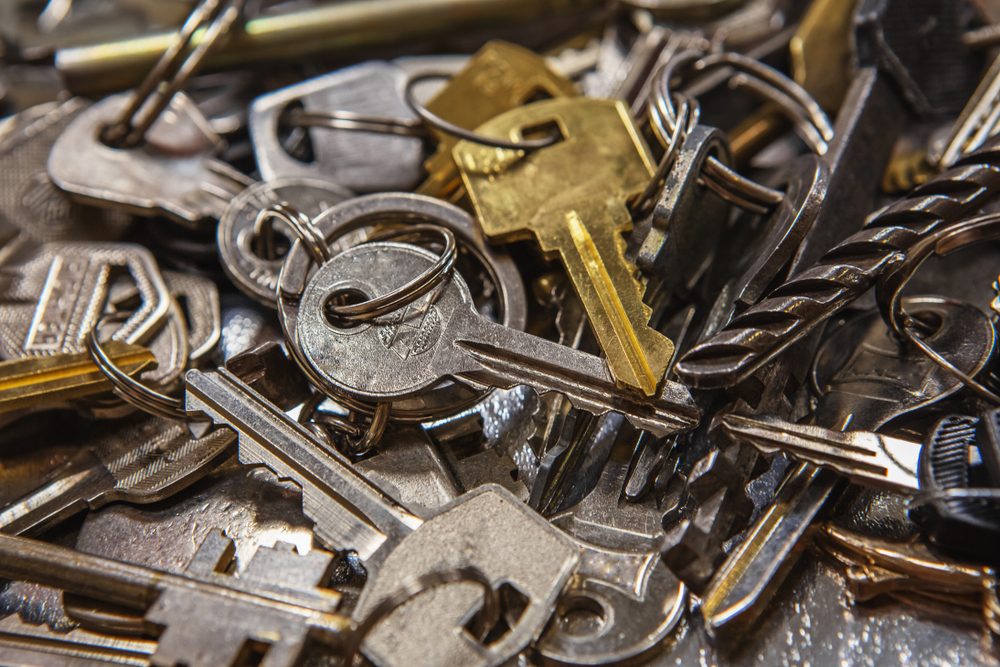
(403, 72, 561, 151)
(101, 0, 245, 148)
(343, 566, 500, 666)
(875, 211, 1000, 404)
(280, 107, 429, 138)
(298, 392, 391, 458)
(630, 91, 696, 218)
(86, 314, 189, 421)
(254, 202, 331, 267)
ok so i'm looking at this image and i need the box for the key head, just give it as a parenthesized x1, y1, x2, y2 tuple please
(294, 241, 471, 401)
(453, 97, 654, 244)
(248, 61, 424, 192)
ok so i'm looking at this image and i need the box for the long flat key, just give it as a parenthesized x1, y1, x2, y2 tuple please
(184, 365, 579, 667)
(454, 97, 673, 396)
(293, 242, 699, 437)
(0, 342, 154, 415)
(0, 417, 234, 536)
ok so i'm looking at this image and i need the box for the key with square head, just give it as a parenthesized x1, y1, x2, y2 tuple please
(183, 364, 580, 667)
(0, 416, 234, 536)
(0, 530, 349, 667)
(47, 92, 254, 229)
(416, 40, 578, 201)
(454, 97, 674, 396)
(293, 241, 699, 437)
(249, 61, 425, 192)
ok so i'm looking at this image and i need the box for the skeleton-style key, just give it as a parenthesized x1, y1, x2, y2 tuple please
(184, 365, 580, 667)
(47, 92, 253, 228)
(0, 417, 234, 536)
(293, 242, 699, 437)
(454, 97, 673, 396)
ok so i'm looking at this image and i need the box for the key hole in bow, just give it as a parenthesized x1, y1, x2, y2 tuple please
(517, 119, 565, 145)
(324, 288, 370, 329)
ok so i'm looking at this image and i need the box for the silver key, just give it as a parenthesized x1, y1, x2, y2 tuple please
(217, 176, 352, 306)
(293, 242, 700, 437)
(184, 366, 579, 667)
(930, 52, 1000, 168)
(0, 417, 234, 536)
(249, 61, 424, 192)
(162, 270, 220, 364)
(0, 240, 171, 360)
(48, 92, 253, 228)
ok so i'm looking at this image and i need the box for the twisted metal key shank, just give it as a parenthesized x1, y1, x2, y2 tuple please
(676, 139, 1000, 388)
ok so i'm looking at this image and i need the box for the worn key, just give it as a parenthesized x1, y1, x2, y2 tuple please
(184, 364, 579, 667)
(294, 242, 699, 436)
(454, 97, 674, 396)
(0, 417, 234, 535)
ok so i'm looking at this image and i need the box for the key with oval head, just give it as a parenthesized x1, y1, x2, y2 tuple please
(249, 61, 424, 192)
(454, 97, 673, 397)
(48, 92, 253, 228)
(293, 242, 699, 437)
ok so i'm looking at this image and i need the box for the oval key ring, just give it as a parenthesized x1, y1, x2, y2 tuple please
(875, 211, 1000, 404)
(255, 202, 332, 267)
(298, 391, 391, 459)
(403, 71, 561, 151)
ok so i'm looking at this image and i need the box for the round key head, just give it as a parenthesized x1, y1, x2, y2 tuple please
(217, 177, 352, 306)
(295, 241, 471, 401)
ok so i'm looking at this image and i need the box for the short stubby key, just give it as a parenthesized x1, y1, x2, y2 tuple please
(454, 97, 673, 396)
(293, 242, 700, 437)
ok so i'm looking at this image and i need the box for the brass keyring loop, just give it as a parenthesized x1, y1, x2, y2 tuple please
(254, 202, 331, 267)
(403, 72, 561, 151)
(323, 224, 457, 324)
(101, 0, 245, 148)
(875, 212, 1000, 404)
(343, 567, 500, 666)
(86, 314, 189, 421)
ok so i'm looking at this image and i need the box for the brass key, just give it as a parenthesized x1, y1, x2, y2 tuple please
(416, 41, 577, 201)
(0, 343, 156, 415)
(454, 97, 673, 396)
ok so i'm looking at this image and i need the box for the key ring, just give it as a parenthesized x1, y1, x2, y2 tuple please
(875, 211, 1000, 404)
(280, 107, 429, 138)
(298, 391, 391, 459)
(343, 566, 500, 666)
(629, 91, 697, 217)
(255, 202, 331, 267)
(86, 314, 190, 422)
(101, 0, 246, 148)
(403, 72, 561, 151)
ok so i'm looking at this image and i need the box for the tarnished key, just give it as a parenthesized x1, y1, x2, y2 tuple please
(0, 531, 349, 667)
(0, 417, 234, 535)
(184, 365, 579, 667)
(293, 242, 699, 437)
(48, 92, 254, 228)
(0, 342, 155, 416)
(454, 97, 673, 396)
(249, 61, 424, 192)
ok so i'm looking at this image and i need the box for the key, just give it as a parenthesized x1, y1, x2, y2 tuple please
(417, 40, 578, 201)
(249, 61, 425, 192)
(0, 613, 156, 666)
(698, 295, 997, 639)
(0, 240, 172, 360)
(217, 177, 352, 306)
(293, 242, 699, 437)
(0, 530, 350, 667)
(0, 417, 234, 536)
(47, 92, 254, 228)
(184, 365, 579, 667)
(454, 97, 674, 396)
(929, 52, 1000, 169)
(161, 270, 220, 365)
(0, 342, 154, 416)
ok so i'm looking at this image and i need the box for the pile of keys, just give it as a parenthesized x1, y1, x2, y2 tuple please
(3, 0, 1000, 664)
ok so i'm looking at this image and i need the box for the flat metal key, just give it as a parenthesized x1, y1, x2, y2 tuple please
(293, 242, 699, 437)
(184, 365, 580, 667)
(0, 417, 234, 536)
(47, 92, 254, 228)
(0, 530, 349, 667)
(454, 97, 674, 396)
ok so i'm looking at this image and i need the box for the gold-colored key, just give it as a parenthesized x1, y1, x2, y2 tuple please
(454, 97, 673, 396)
(0, 343, 156, 415)
(416, 41, 578, 201)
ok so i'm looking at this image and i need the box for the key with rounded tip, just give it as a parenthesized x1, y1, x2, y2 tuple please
(48, 92, 254, 228)
(293, 242, 700, 437)
(0, 417, 235, 536)
(454, 97, 674, 396)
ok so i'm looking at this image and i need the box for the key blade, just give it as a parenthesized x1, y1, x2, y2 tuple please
(0, 342, 156, 414)
(719, 414, 920, 492)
